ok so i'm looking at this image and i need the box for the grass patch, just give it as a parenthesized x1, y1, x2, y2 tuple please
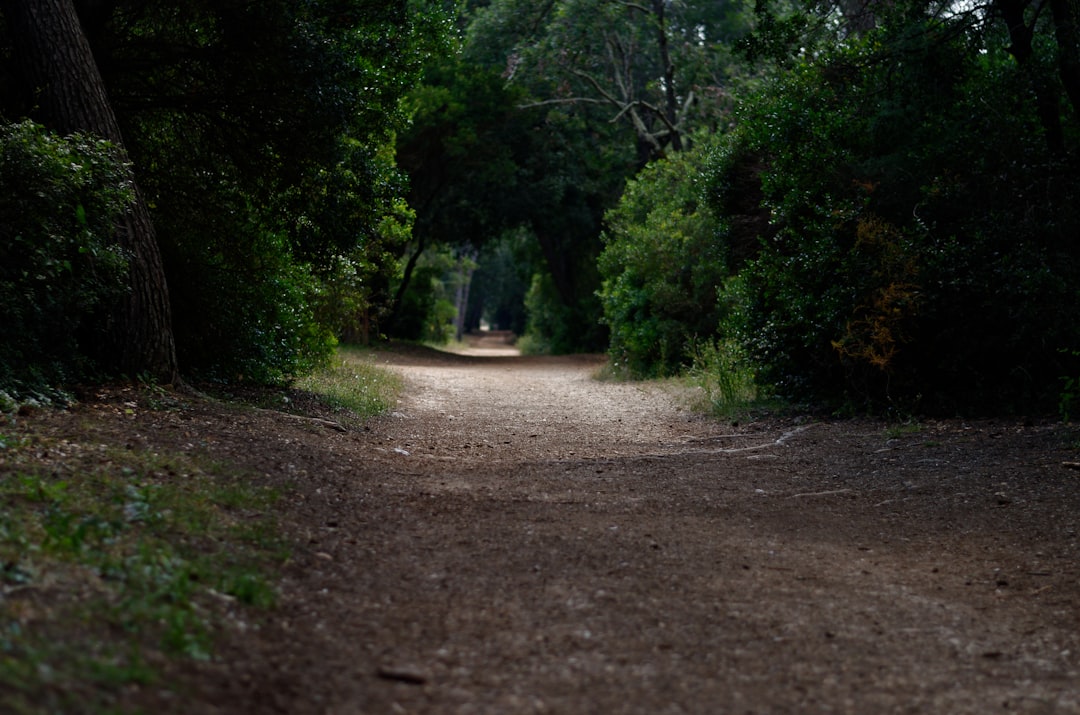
(884, 420, 924, 439)
(0, 420, 285, 714)
(590, 360, 627, 382)
(292, 345, 402, 423)
(684, 338, 768, 420)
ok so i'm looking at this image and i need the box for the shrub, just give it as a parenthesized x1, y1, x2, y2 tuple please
(598, 140, 728, 377)
(708, 25, 1080, 414)
(519, 271, 606, 355)
(161, 213, 334, 385)
(0, 121, 132, 395)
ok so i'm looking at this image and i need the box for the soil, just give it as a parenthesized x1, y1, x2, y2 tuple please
(14, 335, 1080, 713)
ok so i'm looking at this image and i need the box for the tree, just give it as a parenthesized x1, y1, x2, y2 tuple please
(2, 0, 449, 383)
(94, 0, 438, 376)
(394, 40, 631, 351)
(469, 0, 749, 161)
(393, 58, 535, 334)
(598, 137, 727, 377)
(444, 0, 751, 352)
(704, 4, 1080, 412)
(1, 0, 178, 382)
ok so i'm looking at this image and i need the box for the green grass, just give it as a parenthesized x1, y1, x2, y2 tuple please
(684, 338, 767, 420)
(0, 425, 285, 714)
(293, 345, 402, 423)
(0, 352, 399, 714)
(884, 420, 924, 439)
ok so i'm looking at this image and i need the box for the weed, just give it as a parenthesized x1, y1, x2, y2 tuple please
(293, 345, 402, 422)
(884, 420, 923, 439)
(685, 338, 763, 419)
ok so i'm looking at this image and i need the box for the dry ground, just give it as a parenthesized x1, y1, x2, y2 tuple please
(12, 338, 1080, 713)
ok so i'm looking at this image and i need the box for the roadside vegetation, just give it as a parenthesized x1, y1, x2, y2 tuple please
(4, 1, 1079, 418)
(292, 346, 404, 427)
(6, 1, 1078, 710)
(0, 351, 401, 714)
(0, 409, 282, 713)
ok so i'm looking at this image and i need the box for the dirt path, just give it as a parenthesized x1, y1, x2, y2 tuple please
(171, 345, 1080, 712)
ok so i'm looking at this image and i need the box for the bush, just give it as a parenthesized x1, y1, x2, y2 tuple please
(144, 154, 336, 384)
(519, 271, 606, 355)
(167, 239, 334, 385)
(0, 121, 132, 394)
(598, 141, 728, 377)
(708, 25, 1080, 414)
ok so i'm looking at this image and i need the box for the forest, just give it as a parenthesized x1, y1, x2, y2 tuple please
(2, 0, 1080, 416)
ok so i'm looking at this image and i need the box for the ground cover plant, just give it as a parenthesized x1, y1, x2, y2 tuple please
(0, 348, 402, 714)
(291, 345, 405, 427)
(0, 393, 284, 714)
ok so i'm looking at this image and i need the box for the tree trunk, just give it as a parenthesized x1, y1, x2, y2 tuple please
(1, 0, 179, 383)
(389, 233, 427, 333)
(997, 0, 1067, 155)
(1050, 0, 1080, 119)
(652, 0, 682, 153)
(453, 252, 476, 342)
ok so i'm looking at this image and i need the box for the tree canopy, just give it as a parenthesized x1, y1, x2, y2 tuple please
(3, 0, 1079, 415)
(1, 0, 450, 390)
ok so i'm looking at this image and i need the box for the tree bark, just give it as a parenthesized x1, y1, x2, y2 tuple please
(389, 233, 427, 333)
(1, 0, 179, 383)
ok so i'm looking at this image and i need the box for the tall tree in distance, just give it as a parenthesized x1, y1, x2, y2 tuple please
(1, 0, 178, 383)
(468, 0, 749, 162)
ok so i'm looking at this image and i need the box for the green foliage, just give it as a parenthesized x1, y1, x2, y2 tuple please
(398, 59, 536, 245)
(391, 246, 471, 344)
(598, 142, 727, 377)
(0, 121, 132, 395)
(107, 0, 442, 383)
(468, 0, 753, 155)
(167, 229, 335, 385)
(420, 0, 754, 355)
(519, 271, 597, 355)
(0, 1, 452, 387)
(708, 18, 1080, 414)
(327, 194, 415, 345)
(685, 337, 761, 419)
(467, 228, 538, 334)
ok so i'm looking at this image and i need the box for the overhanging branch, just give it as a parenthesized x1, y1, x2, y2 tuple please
(517, 97, 609, 109)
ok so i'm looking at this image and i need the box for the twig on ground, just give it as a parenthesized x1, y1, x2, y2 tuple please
(788, 488, 853, 499)
(253, 407, 347, 432)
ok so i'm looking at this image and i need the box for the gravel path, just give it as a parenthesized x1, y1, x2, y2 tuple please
(198, 343, 1080, 715)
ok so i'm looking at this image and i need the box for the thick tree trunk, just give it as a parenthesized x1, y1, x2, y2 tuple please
(1, 0, 179, 383)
